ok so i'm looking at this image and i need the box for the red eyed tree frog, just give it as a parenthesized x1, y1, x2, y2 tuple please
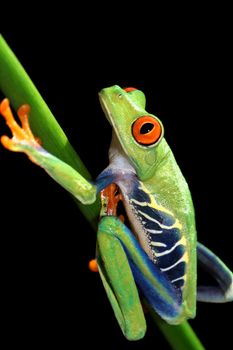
(0, 86, 232, 340)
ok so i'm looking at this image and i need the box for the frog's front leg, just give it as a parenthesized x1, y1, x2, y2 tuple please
(197, 242, 233, 303)
(97, 216, 183, 340)
(0, 99, 96, 204)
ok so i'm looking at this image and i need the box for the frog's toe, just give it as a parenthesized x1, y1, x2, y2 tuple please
(1, 135, 17, 151)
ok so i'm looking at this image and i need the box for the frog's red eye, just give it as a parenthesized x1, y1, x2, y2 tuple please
(132, 116, 162, 146)
(124, 87, 138, 92)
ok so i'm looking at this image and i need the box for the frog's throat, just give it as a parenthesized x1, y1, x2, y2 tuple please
(108, 131, 136, 174)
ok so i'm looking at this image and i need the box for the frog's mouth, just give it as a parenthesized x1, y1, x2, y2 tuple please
(99, 92, 126, 149)
(99, 93, 113, 125)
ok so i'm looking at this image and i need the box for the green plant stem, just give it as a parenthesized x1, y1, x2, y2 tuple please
(0, 34, 205, 350)
(151, 313, 205, 350)
(0, 34, 100, 228)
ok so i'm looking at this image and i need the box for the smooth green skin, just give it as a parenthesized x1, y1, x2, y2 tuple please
(100, 86, 197, 321)
(1, 85, 196, 340)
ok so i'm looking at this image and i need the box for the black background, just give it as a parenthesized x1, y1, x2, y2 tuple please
(1, 10, 232, 349)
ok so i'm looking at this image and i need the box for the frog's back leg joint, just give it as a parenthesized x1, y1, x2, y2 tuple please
(197, 242, 233, 303)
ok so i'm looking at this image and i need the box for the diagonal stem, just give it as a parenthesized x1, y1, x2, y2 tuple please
(0, 34, 205, 349)
(151, 312, 205, 350)
(0, 34, 100, 228)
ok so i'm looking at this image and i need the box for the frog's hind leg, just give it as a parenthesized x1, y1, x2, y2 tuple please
(197, 242, 233, 303)
(96, 216, 146, 341)
(96, 215, 183, 341)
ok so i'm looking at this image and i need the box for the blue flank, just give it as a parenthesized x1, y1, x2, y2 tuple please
(130, 185, 151, 204)
(131, 199, 175, 227)
(127, 178, 186, 289)
(158, 245, 185, 269)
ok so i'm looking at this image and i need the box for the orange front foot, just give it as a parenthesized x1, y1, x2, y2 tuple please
(0, 99, 39, 152)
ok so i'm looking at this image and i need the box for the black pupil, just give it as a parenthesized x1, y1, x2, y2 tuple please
(140, 123, 154, 134)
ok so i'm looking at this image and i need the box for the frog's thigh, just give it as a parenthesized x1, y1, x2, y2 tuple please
(97, 216, 183, 331)
(197, 242, 233, 302)
(96, 216, 146, 340)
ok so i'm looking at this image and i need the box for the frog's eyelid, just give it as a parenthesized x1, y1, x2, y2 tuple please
(124, 87, 138, 92)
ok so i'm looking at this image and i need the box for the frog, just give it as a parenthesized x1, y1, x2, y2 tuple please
(0, 85, 232, 341)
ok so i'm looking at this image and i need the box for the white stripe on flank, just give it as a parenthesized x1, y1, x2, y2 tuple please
(138, 209, 175, 230)
(151, 242, 167, 247)
(146, 228, 163, 234)
(160, 255, 185, 272)
(171, 276, 184, 284)
(153, 239, 183, 257)
(130, 198, 150, 206)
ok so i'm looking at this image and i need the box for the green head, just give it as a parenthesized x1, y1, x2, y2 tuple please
(99, 85, 167, 181)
